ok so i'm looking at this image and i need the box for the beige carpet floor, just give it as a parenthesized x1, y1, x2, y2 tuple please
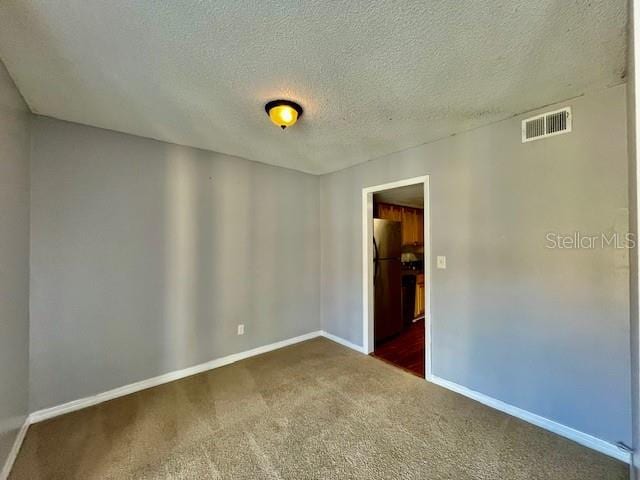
(10, 338, 628, 479)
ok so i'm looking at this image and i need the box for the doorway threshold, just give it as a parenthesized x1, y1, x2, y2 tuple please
(371, 319, 425, 378)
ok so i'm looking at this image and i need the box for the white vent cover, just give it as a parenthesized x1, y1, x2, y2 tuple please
(522, 107, 572, 143)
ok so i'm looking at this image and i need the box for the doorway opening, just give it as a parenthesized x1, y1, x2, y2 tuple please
(362, 176, 430, 379)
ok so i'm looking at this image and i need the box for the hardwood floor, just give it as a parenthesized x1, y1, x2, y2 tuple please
(372, 319, 425, 377)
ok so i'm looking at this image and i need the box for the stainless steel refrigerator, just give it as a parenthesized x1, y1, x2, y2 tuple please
(373, 219, 403, 344)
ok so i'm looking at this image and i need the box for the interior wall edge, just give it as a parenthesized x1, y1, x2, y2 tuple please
(628, 0, 640, 476)
(320, 331, 366, 353)
(0, 55, 31, 478)
(318, 327, 631, 463)
(29, 330, 324, 424)
(429, 375, 631, 464)
(0, 418, 29, 480)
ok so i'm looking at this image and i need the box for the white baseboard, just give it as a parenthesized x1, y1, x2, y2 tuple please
(20, 331, 629, 471)
(0, 417, 29, 480)
(429, 374, 631, 464)
(29, 330, 323, 424)
(316, 331, 627, 464)
(320, 331, 366, 353)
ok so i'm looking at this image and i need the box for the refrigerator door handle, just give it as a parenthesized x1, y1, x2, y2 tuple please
(373, 237, 379, 284)
(373, 236, 379, 262)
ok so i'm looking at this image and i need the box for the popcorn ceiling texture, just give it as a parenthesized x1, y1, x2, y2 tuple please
(0, 0, 628, 174)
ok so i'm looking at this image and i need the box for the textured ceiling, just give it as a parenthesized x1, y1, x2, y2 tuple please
(0, 1, 627, 174)
(375, 184, 424, 208)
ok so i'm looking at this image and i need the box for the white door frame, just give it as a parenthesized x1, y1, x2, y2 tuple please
(362, 175, 432, 380)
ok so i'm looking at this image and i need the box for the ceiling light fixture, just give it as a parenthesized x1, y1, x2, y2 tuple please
(265, 100, 303, 130)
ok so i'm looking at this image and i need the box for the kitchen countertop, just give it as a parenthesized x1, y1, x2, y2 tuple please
(401, 269, 424, 275)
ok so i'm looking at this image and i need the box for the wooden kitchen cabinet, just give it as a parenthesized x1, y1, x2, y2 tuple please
(377, 202, 424, 246)
(402, 208, 424, 245)
(377, 203, 403, 222)
(415, 273, 425, 317)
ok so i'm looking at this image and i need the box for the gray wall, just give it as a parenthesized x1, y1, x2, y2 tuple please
(627, 0, 639, 474)
(30, 117, 320, 411)
(0, 61, 30, 467)
(320, 84, 631, 445)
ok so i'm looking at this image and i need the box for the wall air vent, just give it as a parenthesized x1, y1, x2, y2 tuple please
(522, 107, 572, 143)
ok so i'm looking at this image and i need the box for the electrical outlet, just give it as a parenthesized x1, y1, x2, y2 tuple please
(237, 324, 245, 335)
(437, 256, 447, 269)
